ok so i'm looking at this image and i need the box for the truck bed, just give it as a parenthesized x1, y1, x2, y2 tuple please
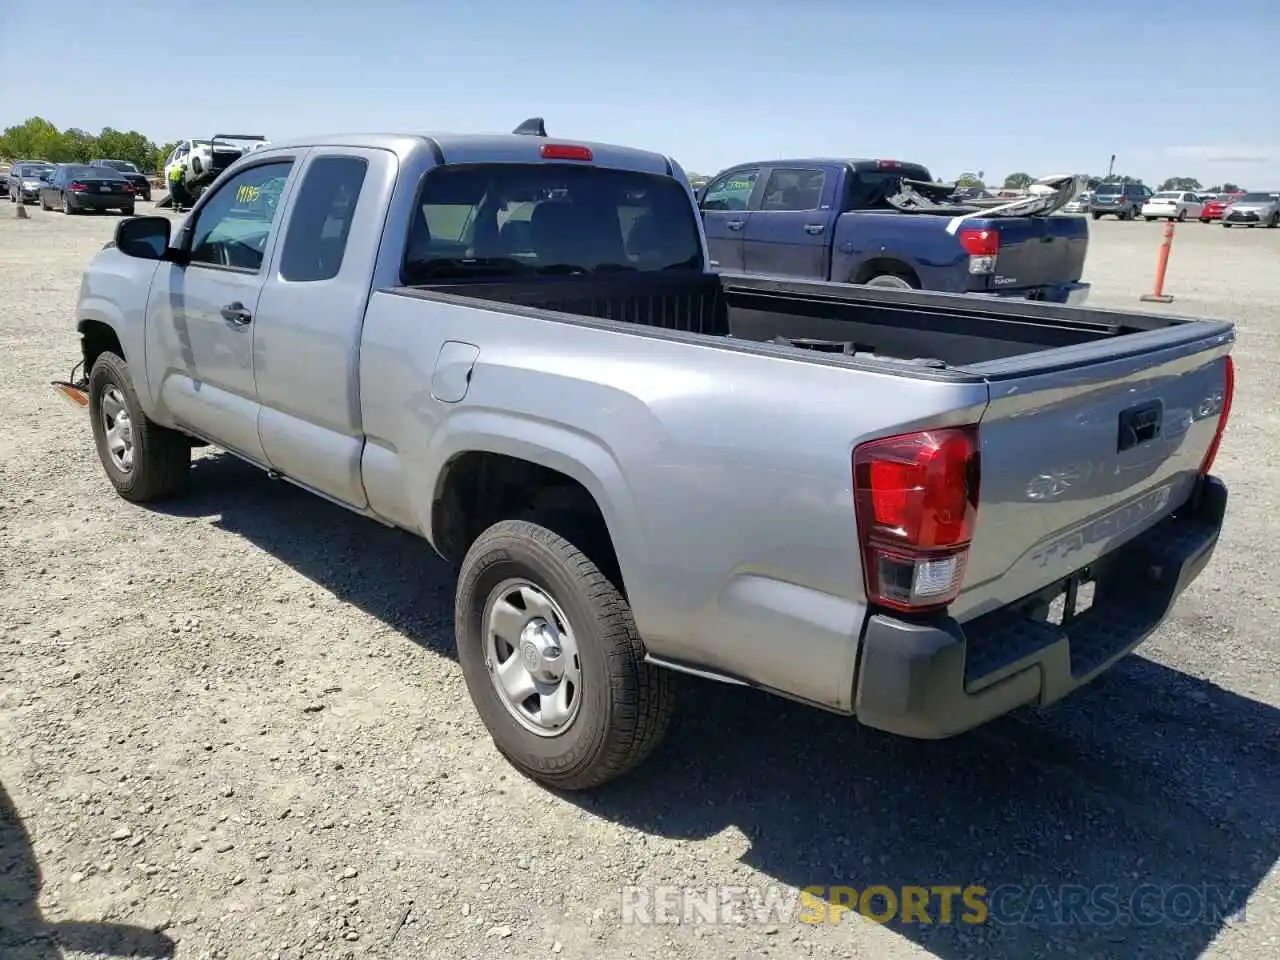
(413, 272, 1199, 369)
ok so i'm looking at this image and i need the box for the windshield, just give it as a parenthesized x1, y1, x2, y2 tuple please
(99, 160, 138, 173)
(23, 166, 53, 178)
(1094, 183, 1122, 195)
(1238, 192, 1275, 202)
(401, 163, 704, 282)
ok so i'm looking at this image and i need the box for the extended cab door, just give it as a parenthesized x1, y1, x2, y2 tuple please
(698, 166, 762, 272)
(741, 165, 836, 279)
(252, 147, 398, 508)
(143, 156, 300, 464)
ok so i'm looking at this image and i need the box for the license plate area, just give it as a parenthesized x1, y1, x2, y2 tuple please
(1045, 572, 1095, 625)
(1017, 567, 1097, 627)
(99, 185, 112, 192)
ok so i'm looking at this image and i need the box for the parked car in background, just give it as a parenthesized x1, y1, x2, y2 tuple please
(1062, 190, 1091, 214)
(88, 158, 152, 201)
(1199, 194, 1234, 222)
(698, 158, 1090, 302)
(7, 161, 56, 204)
(1089, 181, 1153, 219)
(1221, 191, 1280, 228)
(39, 163, 136, 215)
(1142, 190, 1204, 222)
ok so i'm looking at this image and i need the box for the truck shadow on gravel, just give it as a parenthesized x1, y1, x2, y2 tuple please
(160, 453, 1277, 960)
(0, 784, 175, 959)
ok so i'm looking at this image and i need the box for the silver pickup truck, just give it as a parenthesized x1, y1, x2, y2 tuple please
(54, 123, 1235, 790)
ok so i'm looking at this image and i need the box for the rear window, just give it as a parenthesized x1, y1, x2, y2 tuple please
(1094, 183, 1122, 195)
(844, 164, 934, 209)
(1153, 191, 1180, 199)
(62, 165, 120, 179)
(401, 163, 704, 282)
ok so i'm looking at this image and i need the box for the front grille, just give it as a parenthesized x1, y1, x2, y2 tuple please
(1227, 211, 1259, 222)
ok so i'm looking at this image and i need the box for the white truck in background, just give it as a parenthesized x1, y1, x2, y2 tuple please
(161, 134, 269, 208)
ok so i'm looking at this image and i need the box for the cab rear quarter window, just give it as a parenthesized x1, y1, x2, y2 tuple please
(278, 156, 370, 282)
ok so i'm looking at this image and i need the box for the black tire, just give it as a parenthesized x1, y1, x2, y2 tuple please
(1199, 218, 1210, 224)
(40, 195, 51, 211)
(62, 193, 73, 215)
(1091, 212, 1102, 221)
(1176, 210, 1187, 222)
(1268, 213, 1279, 229)
(455, 519, 676, 791)
(1223, 223, 1232, 228)
(87, 351, 191, 503)
(120, 205, 135, 216)
(1144, 216, 1156, 222)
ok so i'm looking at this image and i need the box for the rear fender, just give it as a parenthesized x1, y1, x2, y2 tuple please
(416, 410, 651, 613)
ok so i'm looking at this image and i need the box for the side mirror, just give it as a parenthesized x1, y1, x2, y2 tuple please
(115, 215, 172, 261)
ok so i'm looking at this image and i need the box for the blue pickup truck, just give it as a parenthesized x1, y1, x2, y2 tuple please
(697, 159, 1090, 304)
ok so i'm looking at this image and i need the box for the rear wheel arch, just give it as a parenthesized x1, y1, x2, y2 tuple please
(852, 257, 921, 288)
(430, 450, 630, 600)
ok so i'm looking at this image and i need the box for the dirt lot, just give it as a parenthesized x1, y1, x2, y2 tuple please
(1, 206, 1277, 960)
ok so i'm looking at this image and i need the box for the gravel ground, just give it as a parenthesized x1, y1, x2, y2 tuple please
(1, 204, 1277, 960)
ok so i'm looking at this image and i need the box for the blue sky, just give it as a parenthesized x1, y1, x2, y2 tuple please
(2, 0, 1276, 188)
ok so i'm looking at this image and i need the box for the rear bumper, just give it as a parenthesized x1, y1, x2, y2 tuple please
(853, 475, 1227, 739)
(986, 281, 1090, 306)
(68, 194, 133, 209)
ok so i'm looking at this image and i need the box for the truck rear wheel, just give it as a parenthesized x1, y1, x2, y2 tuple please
(455, 519, 675, 790)
(88, 351, 191, 503)
(863, 272, 917, 290)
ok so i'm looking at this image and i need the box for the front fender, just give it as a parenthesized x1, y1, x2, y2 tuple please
(76, 258, 161, 418)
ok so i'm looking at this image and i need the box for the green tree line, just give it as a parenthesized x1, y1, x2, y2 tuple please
(0, 116, 177, 175)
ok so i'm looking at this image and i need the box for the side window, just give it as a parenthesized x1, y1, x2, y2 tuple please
(758, 168, 826, 211)
(279, 156, 369, 282)
(187, 161, 293, 272)
(700, 168, 760, 211)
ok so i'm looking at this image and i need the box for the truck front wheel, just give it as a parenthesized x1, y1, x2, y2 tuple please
(455, 519, 675, 790)
(88, 352, 191, 503)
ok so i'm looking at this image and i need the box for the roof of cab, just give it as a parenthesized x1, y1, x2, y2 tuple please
(257, 132, 675, 176)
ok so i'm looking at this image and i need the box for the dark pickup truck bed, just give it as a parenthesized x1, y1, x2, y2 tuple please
(417, 271, 1201, 370)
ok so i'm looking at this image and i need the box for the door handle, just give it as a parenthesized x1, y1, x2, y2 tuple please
(727, 220, 745, 231)
(804, 223, 825, 235)
(220, 302, 252, 325)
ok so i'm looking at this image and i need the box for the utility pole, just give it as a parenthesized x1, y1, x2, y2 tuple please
(1107, 154, 1116, 179)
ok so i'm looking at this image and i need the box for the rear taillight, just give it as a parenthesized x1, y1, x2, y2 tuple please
(68, 182, 87, 192)
(122, 183, 135, 193)
(853, 426, 981, 612)
(957, 226, 1000, 275)
(1199, 355, 1234, 476)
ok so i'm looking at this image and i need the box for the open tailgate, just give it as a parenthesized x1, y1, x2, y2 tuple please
(950, 320, 1234, 622)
